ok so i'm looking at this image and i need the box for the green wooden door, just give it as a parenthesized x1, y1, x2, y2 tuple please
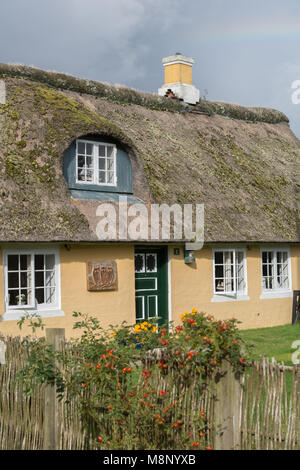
(135, 247, 168, 327)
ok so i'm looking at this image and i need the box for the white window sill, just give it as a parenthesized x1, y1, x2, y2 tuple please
(0, 309, 65, 322)
(211, 294, 250, 303)
(260, 291, 293, 300)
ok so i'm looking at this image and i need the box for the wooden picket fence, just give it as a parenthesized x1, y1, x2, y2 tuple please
(0, 332, 299, 450)
(239, 358, 300, 450)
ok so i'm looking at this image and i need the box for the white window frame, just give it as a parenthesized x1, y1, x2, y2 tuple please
(76, 139, 117, 187)
(1, 247, 64, 321)
(211, 247, 249, 302)
(260, 246, 292, 299)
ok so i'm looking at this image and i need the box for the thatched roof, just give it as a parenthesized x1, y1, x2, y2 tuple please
(0, 63, 299, 243)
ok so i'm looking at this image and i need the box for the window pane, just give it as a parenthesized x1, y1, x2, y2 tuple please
(20, 289, 30, 305)
(236, 252, 244, 292)
(86, 169, 93, 181)
(98, 145, 105, 157)
(45, 255, 55, 270)
(20, 255, 30, 271)
(86, 143, 93, 155)
(45, 287, 55, 304)
(8, 272, 19, 288)
(35, 271, 44, 287)
(98, 158, 105, 170)
(77, 168, 85, 181)
(99, 171, 106, 183)
(35, 255, 44, 270)
(86, 156, 93, 168)
(20, 271, 30, 288)
(77, 155, 85, 167)
(8, 290, 19, 306)
(45, 270, 55, 287)
(107, 158, 114, 171)
(8, 255, 19, 271)
(107, 146, 114, 158)
(77, 142, 85, 154)
(107, 171, 114, 184)
(214, 252, 223, 264)
(215, 278, 224, 292)
(215, 265, 224, 278)
(35, 288, 44, 304)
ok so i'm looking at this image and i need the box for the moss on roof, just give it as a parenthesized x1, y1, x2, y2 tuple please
(0, 65, 299, 243)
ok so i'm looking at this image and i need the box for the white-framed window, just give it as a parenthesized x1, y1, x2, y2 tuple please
(212, 248, 248, 301)
(76, 139, 117, 186)
(261, 248, 291, 296)
(2, 247, 63, 320)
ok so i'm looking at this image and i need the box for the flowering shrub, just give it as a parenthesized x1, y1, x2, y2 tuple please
(17, 310, 248, 450)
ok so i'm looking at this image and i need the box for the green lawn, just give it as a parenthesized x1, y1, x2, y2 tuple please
(240, 323, 300, 365)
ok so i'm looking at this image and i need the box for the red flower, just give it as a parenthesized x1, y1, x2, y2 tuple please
(97, 436, 103, 442)
(82, 383, 87, 388)
(159, 390, 166, 397)
(86, 363, 91, 367)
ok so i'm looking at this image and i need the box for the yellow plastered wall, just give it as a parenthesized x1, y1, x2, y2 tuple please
(0, 243, 299, 337)
(164, 63, 193, 85)
(0, 244, 135, 338)
(170, 245, 300, 330)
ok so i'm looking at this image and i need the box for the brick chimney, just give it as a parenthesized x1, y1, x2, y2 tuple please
(158, 53, 200, 105)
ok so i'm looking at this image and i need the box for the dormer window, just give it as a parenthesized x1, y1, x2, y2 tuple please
(76, 139, 117, 186)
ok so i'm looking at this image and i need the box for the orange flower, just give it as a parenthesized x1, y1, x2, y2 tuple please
(97, 436, 103, 442)
(206, 446, 212, 450)
(192, 442, 200, 447)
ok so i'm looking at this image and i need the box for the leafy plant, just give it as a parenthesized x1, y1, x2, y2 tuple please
(17, 310, 249, 450)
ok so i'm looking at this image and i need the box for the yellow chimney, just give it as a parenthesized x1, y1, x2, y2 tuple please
(163, 53, 193, 85)
(158, 53, 200, 105)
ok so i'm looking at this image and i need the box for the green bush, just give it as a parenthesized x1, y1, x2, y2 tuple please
(17, 310, 248, 450)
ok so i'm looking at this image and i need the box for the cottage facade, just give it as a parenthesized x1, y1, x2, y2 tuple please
(0, 62, 299, 337)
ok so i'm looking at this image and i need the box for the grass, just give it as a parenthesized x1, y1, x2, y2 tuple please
(240, 323, 300, 366)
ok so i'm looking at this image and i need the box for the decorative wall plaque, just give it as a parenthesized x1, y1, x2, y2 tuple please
(87, 261, 117, 291)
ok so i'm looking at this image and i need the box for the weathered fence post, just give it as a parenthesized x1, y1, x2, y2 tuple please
(44, 328, 65, 450)
(0, 340, 6, 365)
(213, 360, 242, 450)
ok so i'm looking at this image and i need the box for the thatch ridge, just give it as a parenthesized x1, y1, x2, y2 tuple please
(0, 63, 289, 124)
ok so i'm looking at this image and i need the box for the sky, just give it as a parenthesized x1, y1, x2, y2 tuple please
(0, 0, 300, 137)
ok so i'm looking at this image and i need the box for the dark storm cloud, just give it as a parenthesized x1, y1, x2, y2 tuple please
(0, 0, 299, 136)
